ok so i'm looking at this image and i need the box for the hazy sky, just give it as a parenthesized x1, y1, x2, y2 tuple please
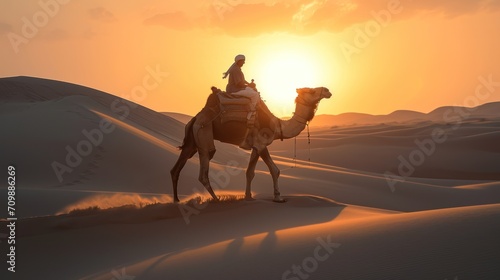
(1, 0, 500, 117)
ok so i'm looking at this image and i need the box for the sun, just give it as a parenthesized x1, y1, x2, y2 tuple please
(250, 48, 324, 117)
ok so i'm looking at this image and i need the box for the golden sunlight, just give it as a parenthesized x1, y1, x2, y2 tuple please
(251, 48, 325, 117)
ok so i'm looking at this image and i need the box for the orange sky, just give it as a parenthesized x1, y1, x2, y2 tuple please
(1, 0, 500, 117)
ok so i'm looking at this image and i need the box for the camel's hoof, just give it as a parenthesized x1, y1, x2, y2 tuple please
(273, 197, 287, 203)
(245, 195, 255, 201)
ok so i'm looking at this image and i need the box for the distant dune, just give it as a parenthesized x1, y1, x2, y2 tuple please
(161, 111, 193, 124)
(270, 119, 500, 181)
(1, 76, 500, 279)
(312, 102, 500, 127)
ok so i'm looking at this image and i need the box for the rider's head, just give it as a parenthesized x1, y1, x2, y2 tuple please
(235, 54, 245, 67)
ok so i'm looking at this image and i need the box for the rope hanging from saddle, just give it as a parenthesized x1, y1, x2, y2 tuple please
(306, 122, 311, 164)
(289, 121, 311, 170)
(293, 136, 297, 168)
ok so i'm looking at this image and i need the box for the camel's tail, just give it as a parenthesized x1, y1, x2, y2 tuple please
(178, 117, 196, 150)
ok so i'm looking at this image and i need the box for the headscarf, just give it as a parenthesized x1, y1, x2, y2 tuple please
(222, 54, 245, 79)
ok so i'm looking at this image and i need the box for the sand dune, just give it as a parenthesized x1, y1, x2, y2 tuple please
(4, 198, 499, 279)
(312, 101, 500, 127)
(113, 203, 499, 280)
(161, 111, 192, 124)
(1, 76, 499, 279)
(270, 119, 500, 180)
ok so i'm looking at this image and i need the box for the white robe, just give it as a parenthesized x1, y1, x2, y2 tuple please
(232, 87, 260, 111)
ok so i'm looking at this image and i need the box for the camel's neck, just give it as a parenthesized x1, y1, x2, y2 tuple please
(275, 102, 314, 140)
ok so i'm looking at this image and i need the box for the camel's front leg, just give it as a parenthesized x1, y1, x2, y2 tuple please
(245, 148, 260, 200)
(259, 147, 286, 203)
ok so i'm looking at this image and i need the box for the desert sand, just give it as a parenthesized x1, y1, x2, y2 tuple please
(1, 76, 500, 279)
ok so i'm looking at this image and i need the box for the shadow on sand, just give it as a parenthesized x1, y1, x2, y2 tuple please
(13, 194, 345, 279)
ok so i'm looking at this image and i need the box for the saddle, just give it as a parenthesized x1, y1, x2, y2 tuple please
(212, 87, 255, 124)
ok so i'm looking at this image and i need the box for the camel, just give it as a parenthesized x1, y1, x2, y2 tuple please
(170, 87, 332, 203)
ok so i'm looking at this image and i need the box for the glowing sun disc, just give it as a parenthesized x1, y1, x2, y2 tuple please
(253, 50, 321, 117)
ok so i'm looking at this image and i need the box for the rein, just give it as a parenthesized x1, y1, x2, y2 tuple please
(288, 90, 321, 168)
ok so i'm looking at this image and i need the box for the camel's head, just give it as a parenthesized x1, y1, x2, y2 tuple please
(296, 87, 332, 105)
(294, 87, 332, 122)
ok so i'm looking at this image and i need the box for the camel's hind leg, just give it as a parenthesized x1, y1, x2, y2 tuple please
(170, 142, 197, 202)
(198, 149, 218, 201)
(194, 122, 219, 201)
(171, 118, 198, 202)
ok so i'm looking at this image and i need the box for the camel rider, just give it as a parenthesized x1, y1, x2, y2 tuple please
(223, 54, 260, 150)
